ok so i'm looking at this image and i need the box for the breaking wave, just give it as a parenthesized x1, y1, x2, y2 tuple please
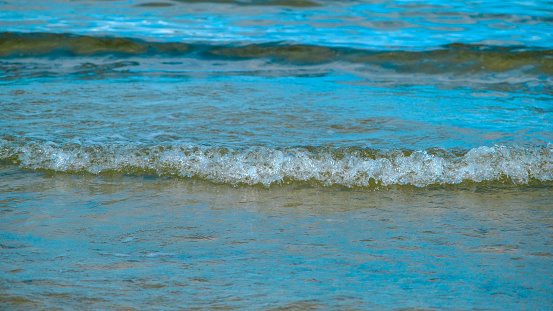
(1, 138, 552, 188)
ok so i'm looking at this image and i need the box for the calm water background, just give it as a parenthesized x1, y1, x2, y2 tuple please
(1, 0, 553, 310)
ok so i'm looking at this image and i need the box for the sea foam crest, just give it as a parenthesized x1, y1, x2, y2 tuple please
(1, 139, 552, 187)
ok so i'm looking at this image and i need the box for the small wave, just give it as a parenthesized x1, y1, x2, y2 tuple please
(1, 32, 552, 75)
(0, 32, 190, 57)
(1, 138, 552, 188)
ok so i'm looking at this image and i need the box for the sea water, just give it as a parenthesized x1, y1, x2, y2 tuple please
(1, 0, 553, 310)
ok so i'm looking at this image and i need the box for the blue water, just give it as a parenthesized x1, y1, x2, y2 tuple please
(3, 0, 553, 48)
(1, 0, 553, 309)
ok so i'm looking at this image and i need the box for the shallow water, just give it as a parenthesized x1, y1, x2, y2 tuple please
(1, 0, 553, 309)
(2, 169, 553, 310)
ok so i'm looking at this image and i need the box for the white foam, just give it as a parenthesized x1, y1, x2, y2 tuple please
(2, 139, 552, 187)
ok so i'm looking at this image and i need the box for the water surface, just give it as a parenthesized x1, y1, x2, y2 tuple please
(1, 0, 552, 309)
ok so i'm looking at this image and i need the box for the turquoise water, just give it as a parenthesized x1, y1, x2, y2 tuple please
(1, 0, 553, 309)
